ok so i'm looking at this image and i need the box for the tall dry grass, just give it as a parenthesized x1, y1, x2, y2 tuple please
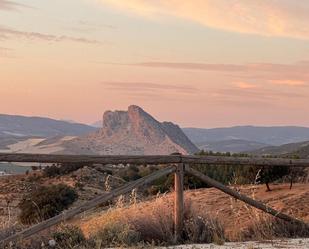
(80, 191, 226, 247)
(227, 173, 309, 241)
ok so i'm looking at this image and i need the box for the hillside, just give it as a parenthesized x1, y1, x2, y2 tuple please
(0, 114, 96, 138)
(183, 126, 309, 147)
(197, 139, 268, 153)
(62, 105, 198, 155)
(250, 140, 309, 158)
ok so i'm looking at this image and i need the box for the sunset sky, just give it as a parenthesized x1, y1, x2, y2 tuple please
(1, 0, 309, 128)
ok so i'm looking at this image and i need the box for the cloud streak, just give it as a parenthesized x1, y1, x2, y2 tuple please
(131, 62, 246, 72)
(0, 0, 30, 11)
(0, 26, 102, 44)
(117, 61, 309, 76)
(103, 81, 198, 93)
(215, 86, 305, 101)
(101, 0, 309, 40)
(268, 79, 308, 87)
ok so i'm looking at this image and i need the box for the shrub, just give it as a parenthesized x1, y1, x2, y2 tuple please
(43, 163, 85, 178)
(184, 214, 225, 244)
(53, 225, 86, 248)
(31, 166, 39, 171)
(118, 165, 141, 182)
(91, 197, 225, 247)
(18, 184, 78, 224)
(43, 164, 61, 177)
(93, 222, 140, 248)
(242, 215, 309, 240)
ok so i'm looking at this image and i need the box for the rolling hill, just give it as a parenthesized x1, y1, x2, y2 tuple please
(183, 126, 309, 152)
(0, 114, 96, 138)
(249, 140, 309, 158)
(196, 139, 269, 153)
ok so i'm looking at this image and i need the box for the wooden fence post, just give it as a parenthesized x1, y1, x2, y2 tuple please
(174, 163, 184, 242)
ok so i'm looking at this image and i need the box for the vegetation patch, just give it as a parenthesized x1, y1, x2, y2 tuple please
(18, 184, 78, 224)
(53, 224, 88, 248)
(43, 163, 85, 178)
(81, 197, 226, 247)
(242, 215, 309, 241)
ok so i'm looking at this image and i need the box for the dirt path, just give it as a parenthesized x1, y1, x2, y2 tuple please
(159, 238, 309, 248)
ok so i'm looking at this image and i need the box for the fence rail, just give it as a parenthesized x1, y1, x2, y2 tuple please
(1, 153, 309, 167)
(0, 153, 309, 247)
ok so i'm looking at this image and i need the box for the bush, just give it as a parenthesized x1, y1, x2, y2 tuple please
(93, 222, 140, 248)
(118, 165, 142, 182)
(242, 215, 309, 240)
(43, 164, 61, 177)
(53, 225, 86, 248)
(129, 201, 225, 245)
(184, 214, 225, 244)
(18, 184, 78, 224)
(91, 197, 225, 247)
(44, 163, 85, 178)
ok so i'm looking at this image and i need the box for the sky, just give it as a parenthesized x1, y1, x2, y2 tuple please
(1, 0, 309, 128)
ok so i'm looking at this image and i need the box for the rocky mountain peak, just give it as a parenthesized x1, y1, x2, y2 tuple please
(64, 105, 198, 155)
(127, 105, 144, 114)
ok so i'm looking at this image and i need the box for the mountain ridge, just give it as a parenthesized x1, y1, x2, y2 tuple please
(248, 140, 309, 158)
(0, 114, 96, 138)
(183, 126, 309, 146)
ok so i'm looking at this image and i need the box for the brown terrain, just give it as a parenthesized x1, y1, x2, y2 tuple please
(0, 166, 124, 230)
(76, 183, 309, 241)
(0, 164, 308, 247)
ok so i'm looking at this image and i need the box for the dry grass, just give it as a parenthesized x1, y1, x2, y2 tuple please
(78, 192, 226, 247)
(77, 183, 309, 243)
(242, 215, 309, 241)
(2, 184, 309, 248)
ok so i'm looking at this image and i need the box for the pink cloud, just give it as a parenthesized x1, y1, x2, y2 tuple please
(269, 79, 307, 87)
(122, 61, 309, 75)
(133, 62, 245, 71)
(103, 81, 198, 93)
(101, 0, 309, 40)
(234, 81, 258, 89)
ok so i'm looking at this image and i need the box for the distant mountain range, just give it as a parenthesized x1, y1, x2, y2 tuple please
(0, 114, 96, 138)
(0, 106, 198, 155)
(184, 126, 309, 157)
(183, 126, 309, 147)
(196, 139, 269, 153)
(248, 140, 309, 158)
(2, 110, 309, 156)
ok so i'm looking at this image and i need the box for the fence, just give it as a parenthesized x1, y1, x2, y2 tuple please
(0, 153, 309, 246)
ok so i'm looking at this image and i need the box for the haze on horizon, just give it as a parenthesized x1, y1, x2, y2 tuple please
(1, 0, 309, 128)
